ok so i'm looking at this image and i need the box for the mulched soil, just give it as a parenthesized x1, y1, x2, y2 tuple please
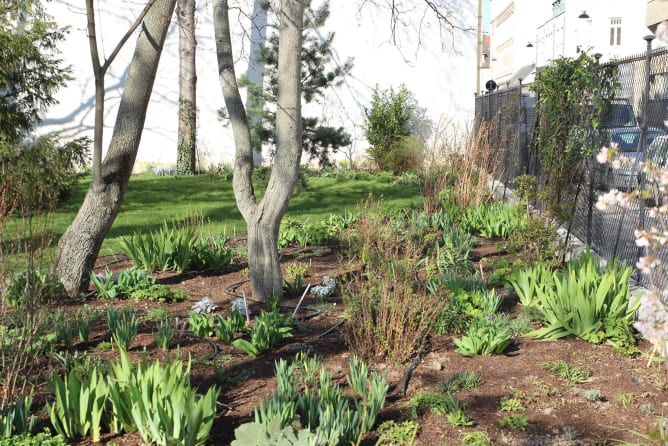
(20, 240, 668, 445)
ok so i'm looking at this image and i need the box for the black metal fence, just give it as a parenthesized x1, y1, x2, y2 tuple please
(475, 40, 668, 290)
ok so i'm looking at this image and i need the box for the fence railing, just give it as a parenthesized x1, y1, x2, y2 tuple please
(475, 41, 668, 290)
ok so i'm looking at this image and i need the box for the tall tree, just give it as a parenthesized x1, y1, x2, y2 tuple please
(53, 0, 177, 295)
(0, 1, 69, 144)
(176, 0, 197, 174)
(86, 0, 159, 191)
(248, 0, 352, 167)
(246, 0, 269, 166)
(214, 0, 303, 301)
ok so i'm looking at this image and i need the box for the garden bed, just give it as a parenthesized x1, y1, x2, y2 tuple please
(32, 240, 665, 446)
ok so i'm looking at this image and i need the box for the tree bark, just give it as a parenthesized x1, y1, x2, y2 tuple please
(246, 0, 268, 166)
(176, 0, 197, 174)
(53, 0, 177, 296)
(213, 0, 303, 301)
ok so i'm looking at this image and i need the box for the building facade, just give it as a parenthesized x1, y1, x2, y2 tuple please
(482, 0, 659, 92)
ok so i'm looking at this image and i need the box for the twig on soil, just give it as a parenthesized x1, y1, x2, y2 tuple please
(292, 283, 312, 318)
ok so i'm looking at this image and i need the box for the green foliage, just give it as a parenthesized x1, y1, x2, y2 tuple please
(462, 201, 526, 239)
(529, 50, 617, 213)
(406, 392, 465, 418)
(120, 220, 196, 273)
(375, 420, 418, 446)
(3, 270, 65, 307)
(452, 315, 512, 357)
(0, 429, 67, 446)
(231, 415, 319, 446)
(437, 370, 481, 394)
(526, 253, 639, 347)
(433, 228, 474, 275)
(539, 360, 591, 384)
(500, 391, 526, 412)
(278, 217, 333, 248)
(0, 395, 34, 439)
(364, 84, 422, 174)
(506, 214, 560, 265)
(244, 1, 353, 166)
(233, 310, 294, 357)
(507, 262, 555, 309)
(106, 306, 138, 351)
(153, 319, 175, 351)
(498, 414, 529, 431)
(0, 3, 71, 143)
(91, 267, 188, 304)
(460, 431, 491, 446)
(187, 311, 215, 337)
(190, 233, 232, 272)
(285, 262, 309, 282)
(108, 350, 220, 446)
(215, 308, 247, 343)
(244, 353, 387, 446)
(283, 274, 306, 297)
(46, 367, 109, 442)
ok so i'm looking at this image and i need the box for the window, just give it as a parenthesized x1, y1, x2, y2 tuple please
(552, 0, 565, 17)
(610, 17, 622, 46)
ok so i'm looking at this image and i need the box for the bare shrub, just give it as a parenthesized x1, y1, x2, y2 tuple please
(343, 258, 447, 363)
(424, 118, 507, 209)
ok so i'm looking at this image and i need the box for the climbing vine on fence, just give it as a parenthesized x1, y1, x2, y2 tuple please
(530, 50, 617, 220)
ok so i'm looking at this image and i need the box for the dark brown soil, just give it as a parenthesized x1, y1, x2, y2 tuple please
(32, 241, 668, 445)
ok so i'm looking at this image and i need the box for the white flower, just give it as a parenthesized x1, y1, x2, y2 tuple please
(596, 147, 609, 164)
(634, 230, 650, 247)
(636, 256, 661, 275)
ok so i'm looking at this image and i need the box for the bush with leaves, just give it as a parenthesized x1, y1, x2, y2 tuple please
(364, 84, 424, 174)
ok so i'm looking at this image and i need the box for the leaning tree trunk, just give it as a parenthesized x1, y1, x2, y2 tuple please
(213, 0, 303, 301)
(176, 0, 197, 174)
(53, 0, 177, 296)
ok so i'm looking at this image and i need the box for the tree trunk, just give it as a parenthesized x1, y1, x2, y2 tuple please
(176, 0, 197, 174)
(246, 0, 268, 166)
(213, 0, 303, 301)
(53, 0, 177, 296)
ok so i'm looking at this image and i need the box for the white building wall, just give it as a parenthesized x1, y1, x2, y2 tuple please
(38, 0, 478, 170)
(489, 0, 660, 90)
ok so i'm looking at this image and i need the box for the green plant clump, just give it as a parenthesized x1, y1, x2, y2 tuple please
(233, 353, 387, 446)
(232, 310, 294, 357)
(452, 315, 512, 357)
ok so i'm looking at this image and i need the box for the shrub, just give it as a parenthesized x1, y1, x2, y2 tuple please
(343, 258, 446, 362)
(364, 84, 423, 174)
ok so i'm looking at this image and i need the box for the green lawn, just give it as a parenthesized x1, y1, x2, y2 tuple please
(46, 171, 421, 256)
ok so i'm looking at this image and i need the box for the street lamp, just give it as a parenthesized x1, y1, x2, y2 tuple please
(578, 11, 590, 19)
(526, 41, 534, 48)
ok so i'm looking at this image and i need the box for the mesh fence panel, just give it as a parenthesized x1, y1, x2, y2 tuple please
(475, 46, 668, 290)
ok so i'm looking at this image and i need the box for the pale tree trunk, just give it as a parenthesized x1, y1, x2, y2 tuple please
(176, 0, 197, 174)
(213, 0, 303, 301)
(53, 0, 177, 296)
(246, 0, 268, 166)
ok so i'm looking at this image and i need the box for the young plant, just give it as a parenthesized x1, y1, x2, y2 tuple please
(187, 311, 215, 337)
(154, 319, 175, 351)
(46, 367, 110, 442)
(215, 308, 246, 343)
(243, 353, 387, 446)
(406, 392, 465, 418)
(191, 233, 232, 272)
(438, 370, 481, 393)
(460, 430, 491, 446)
(375, 420, 419, 446)
(108, 350, 220, 446)
(106, 306, 138, 351)
(232, 310, 294, 357)
(453, 315, 512, 357)
(522, 252, 640, 349)
(283, 274, 307, 296)
(539, 360, 591, 384)
(500, 391, 526, 412)
(498, 414, 529, 431)
(0, 394, 35, 439)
